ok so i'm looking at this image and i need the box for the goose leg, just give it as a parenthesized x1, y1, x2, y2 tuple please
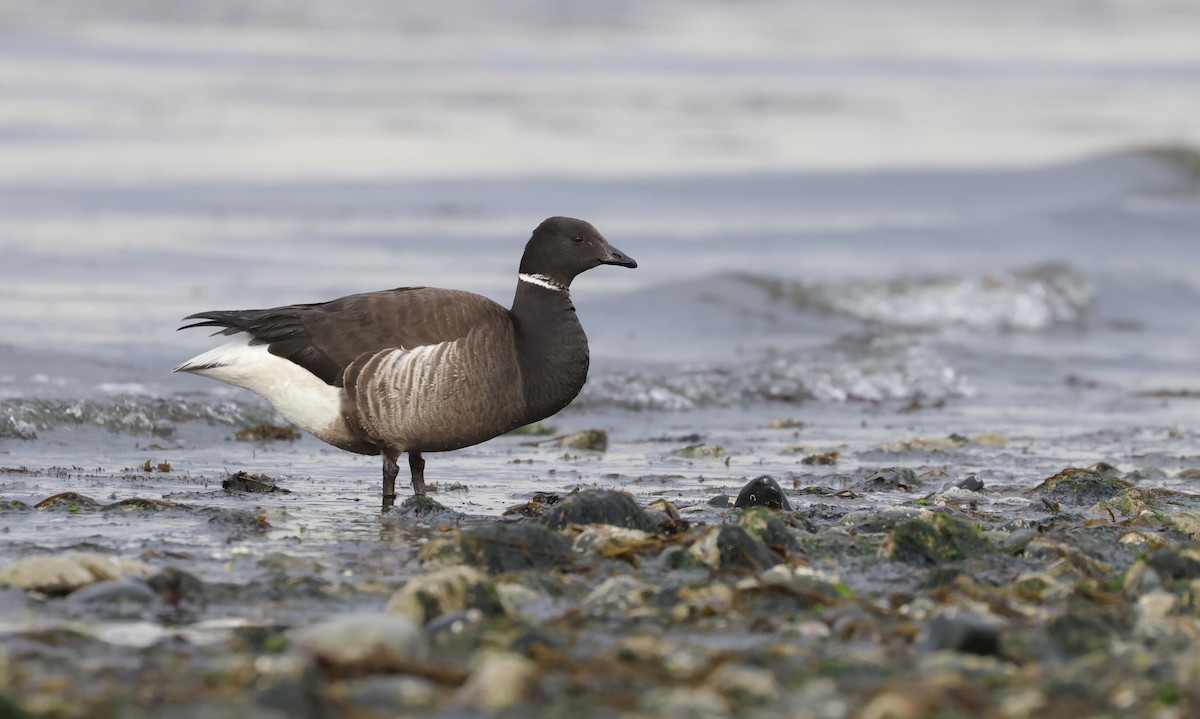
(409, 452, 426, 496)
(382, 450, 400, 509)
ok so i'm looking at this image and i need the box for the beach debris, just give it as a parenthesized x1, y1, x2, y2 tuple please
(526, 428, 608, 451)
(801, 450, 839, 465)
(504, 490, 566, 518)
(856, 467, 922, 492)
(235, 422, 300, 441)
(671, 443, 726, 459)
(222, 470, 290, 493)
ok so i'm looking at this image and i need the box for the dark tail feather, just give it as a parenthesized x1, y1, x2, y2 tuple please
(178, 310, 260, 335)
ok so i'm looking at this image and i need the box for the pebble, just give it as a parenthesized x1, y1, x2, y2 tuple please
(582, 574, 651, 615)
(384, 565, 504, 624)
(292, 613, 427, 677)
(454, 652, 540, 712)
(0, 552, 155, 594)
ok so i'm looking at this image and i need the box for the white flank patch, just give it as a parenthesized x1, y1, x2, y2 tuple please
(518, 273, 566, 292)
(174, 337, 343, 437)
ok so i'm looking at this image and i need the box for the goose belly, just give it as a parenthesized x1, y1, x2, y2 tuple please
(352, 340, 523, 452)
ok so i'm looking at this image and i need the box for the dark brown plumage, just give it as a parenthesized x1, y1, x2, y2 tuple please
(175, 217, 636, 508)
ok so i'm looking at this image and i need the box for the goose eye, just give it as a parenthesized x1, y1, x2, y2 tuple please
(573, 236, 583, 243)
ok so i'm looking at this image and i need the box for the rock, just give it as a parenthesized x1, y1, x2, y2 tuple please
(394, 494, 452, 518)
(67, 579, 160, 619)
(686, 525, 784, 573)
(638, 686, 732, 719)
(384, 566, 505, 624)
(542, 489, 658, 532)
(0, 499, 31, 512)
(293, 613, 427, 678)
(33, 492, 102, 512)
(736, 506, 803, 554)
(420, 522, 574, 575)
(925, 611, 1001, 656)
(840, 505, 934, 533)
(554, 429, 608, 451)
(881, 512, 987, 566)
(709, 662, 780, 706)
(708, 494, 734, 507)
(572, 525, 651, 558)
(582, 575, 651, 615)
(1031, 467, 1132, 505)
(734, 475, 793, 511)
(0, 552, 155, 595)
(1133, 591, 1178, 639)
(1045, 606, 1120, 658)
(146, 566, 207, 617)
(1145, 547, 1200, 588)
(455, 652, 540, 712)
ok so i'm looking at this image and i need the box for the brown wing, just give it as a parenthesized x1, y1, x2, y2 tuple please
(178, 287, 511, 386)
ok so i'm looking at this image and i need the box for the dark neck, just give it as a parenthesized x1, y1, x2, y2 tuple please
(510, 275, 590, 419)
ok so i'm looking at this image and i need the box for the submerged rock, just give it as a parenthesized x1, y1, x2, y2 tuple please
(855, 467, 922, 492)
(421, 523, 574, 574)
(0, 552, 155, 595)
(33, 492, 102, 512)
(384, 566, 505, 624)
(542, 489, 658, 532)
(395, 494, 453, 518)
(881, 513, 987, 566)
(67, 579, 160, 620)
(734, 475, 793, 511)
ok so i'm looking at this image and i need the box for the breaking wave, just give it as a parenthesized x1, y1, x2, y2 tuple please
(580, 333, 971, 411)
(0, 396, 278, 439)
(739, 261, 1093, 332)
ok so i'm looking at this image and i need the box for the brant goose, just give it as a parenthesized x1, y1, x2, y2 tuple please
(175, 217, 636, 508)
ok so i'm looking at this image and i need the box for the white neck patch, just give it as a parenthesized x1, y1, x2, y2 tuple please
(519, 273, 567, 292)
